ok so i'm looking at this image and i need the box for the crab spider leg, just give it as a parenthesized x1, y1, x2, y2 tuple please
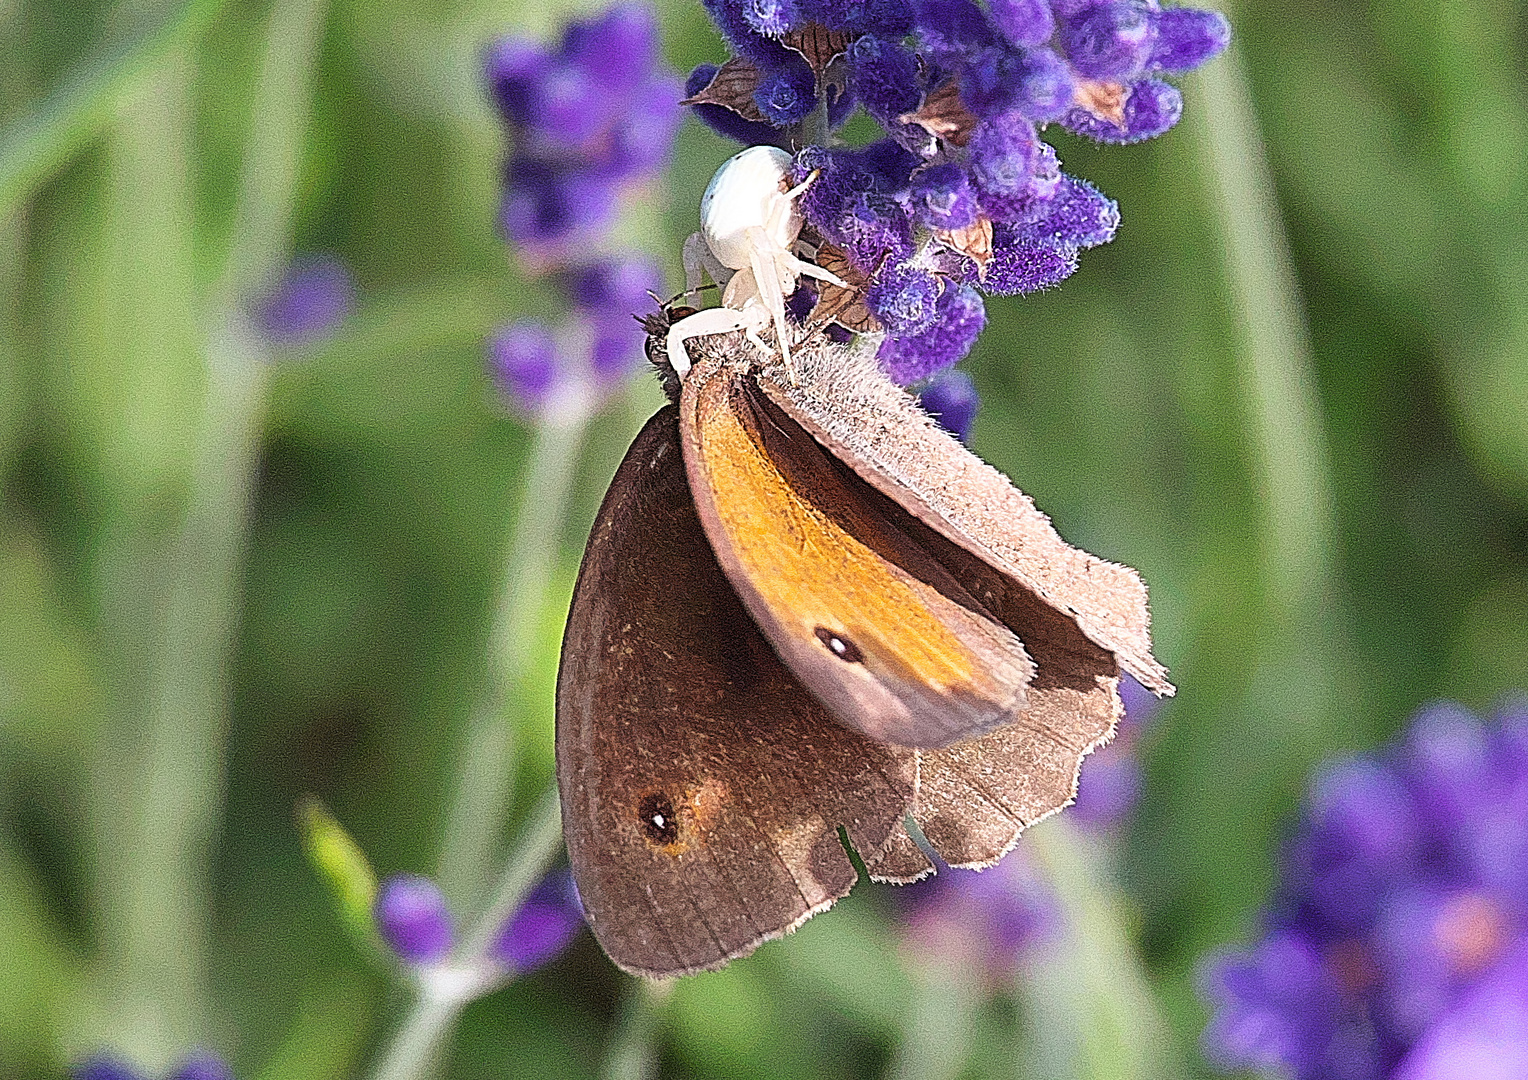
(744, 225, 795, 372)
(784, 252, 848, 289)
(682, 231, 733, 293)
(663, 305, 759, 380)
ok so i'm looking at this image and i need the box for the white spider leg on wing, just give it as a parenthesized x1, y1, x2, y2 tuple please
(783, 251, 848, 289)
(682, 231, 732, 294)
(664, 305, 755, 380)
(743, 223, 795, 370)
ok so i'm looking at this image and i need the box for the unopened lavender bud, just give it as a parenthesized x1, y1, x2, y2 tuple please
(375, 874, 455, 964)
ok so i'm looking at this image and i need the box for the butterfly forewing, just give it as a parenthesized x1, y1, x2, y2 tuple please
(679, 357, 1036, 749)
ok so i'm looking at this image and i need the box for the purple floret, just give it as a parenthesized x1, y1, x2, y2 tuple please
(168, 1053, 234, 1080)
(848, 35, 922, 121)
(867, 263, 943, 335)
(1149, 8, 1232, 74)
(251, 256, 353, 347)
(1199, 700, 1528, 1080)
(1063, 77, 1183, 144)
(987, 0, 1053, 48)
(375, 874, 455, 965)
(917, 367, 980, 442)
(73, 1058, 141, 1080)
(491, 868, 585, 973)
(488, 320, 560, 413)
(878, 283, 986, 382)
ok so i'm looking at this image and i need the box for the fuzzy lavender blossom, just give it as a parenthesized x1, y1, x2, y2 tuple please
(686, 0, 1228, 381)
(917, 367, 981, 442)
(376, 874, 456, 964)
(74, 1052, 234, 1080)
(900, 849, 1061, 985)
(1200, 698, 1528, 1080)
(486, 3, 683, 264)
(1071, 673, 1162, 828)
(490, 868, 585, 974)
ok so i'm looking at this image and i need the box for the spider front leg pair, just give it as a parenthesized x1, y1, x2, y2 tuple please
(665, 145, 848, 380)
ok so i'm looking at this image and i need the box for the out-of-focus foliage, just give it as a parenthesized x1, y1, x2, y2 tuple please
(1, 0, 1524, 1078)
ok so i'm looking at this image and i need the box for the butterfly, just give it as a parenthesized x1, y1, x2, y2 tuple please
(555, 312, 1171, 979)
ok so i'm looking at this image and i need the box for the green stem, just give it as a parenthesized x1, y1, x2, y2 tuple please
(115, 320, 270, 1049)
(1186, 48, 1340, 638)
(889, 964, 978, 1080)
(437, 396, 593, 909)
(105, 0, 328, 1056)
(370, 783, 567, 1080)
(1021, 819, 1174, 1080)
(600, 978, 673, 1080)
(368, 994, 463, 1080)
(0, 0, 233, 219)
(460, 783, 565, 958)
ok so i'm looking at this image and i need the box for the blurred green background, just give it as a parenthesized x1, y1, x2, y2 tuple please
(2, 0, 1526, 1077)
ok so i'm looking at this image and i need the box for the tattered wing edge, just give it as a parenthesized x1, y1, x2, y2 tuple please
(756, 338, 1173, 697)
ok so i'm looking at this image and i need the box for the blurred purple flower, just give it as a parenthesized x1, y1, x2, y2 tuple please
(75, 1052, 234, 1080)
(375, 874, 455, 964)
(1200, 698, 1528, 1080)
(488, 254, 660, 414)
(166, 1054, 233, 1080)
(491, 868, 584, 973)
(74, 1059, 142, 1080)
(250, 256, 353, 346)
(899, 849, 1060, 985)
(1071, 673, 1162, 828)
(484, 8, 675, 412)
(486, 3, 682, 266)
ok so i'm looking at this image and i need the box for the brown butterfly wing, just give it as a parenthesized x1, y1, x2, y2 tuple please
(556, 406, 917, 978)
(745, 339, 1163, 875)
(757, 340, 1173, 698)
(869, 540, 1122, 877)
(679, 358, 1036, 749)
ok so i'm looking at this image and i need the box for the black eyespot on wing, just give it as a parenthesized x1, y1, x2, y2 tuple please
(637, 792, 680, 845)
(814, 627, 864, 664)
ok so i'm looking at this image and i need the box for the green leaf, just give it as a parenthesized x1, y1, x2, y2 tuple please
(297, 796, 381, 949)
(0, 0, 232, 219)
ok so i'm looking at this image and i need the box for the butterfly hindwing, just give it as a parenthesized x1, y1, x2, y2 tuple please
(555, 406, 917, 978)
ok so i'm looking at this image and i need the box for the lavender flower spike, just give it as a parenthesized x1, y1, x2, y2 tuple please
(1200, 698, 1528, 1080)
(686, 0, 1228, 382)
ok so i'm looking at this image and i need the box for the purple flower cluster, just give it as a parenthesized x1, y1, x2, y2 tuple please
(487, 3, 682, 263)
(373, 868, 584, 976)
(1071, 672, 1161, 828)
(900, 849, 1060, 985)
(688, 0, 1229, 383)
(74, 1052, 230, 1080)
(487, 256, 665, 414)
(1201, 699, 1528, 1080)
(484, 4, 682, 413)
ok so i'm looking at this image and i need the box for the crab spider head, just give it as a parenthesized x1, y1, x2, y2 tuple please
(699, 145, 802, 271)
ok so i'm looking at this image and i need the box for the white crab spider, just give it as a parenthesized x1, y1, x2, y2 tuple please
(665, 145, 848, 380)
